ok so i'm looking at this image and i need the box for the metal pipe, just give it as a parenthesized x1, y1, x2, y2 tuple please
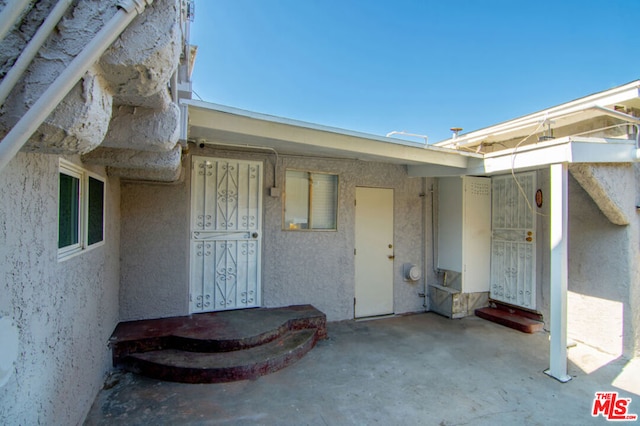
(0, 0, 30, 42)
(386, 130, 428, 144)
(0, 0, 154, 172)
(0, 0, 75, 106)
(196, 139, 280, 187)
(421, 177, 428, 309)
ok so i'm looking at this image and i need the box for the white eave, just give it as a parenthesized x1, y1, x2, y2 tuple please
(184, 96, 639, 179)
(466, 137, 638, 175)
(184, 100, 475, 170)
(435, 80, 640, 149)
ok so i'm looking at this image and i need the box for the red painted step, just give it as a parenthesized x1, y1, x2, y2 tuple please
(120, 329, 318, 383)
(109, 305, 326, 383)
(475, 307, 544, 334)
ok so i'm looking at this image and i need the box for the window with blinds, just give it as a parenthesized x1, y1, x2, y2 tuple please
(284, 170, 338, 230)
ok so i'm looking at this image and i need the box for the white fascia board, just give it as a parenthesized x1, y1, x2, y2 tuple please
(435, 81, 640, 147)
(407, 164, 474, 177)
(467, 137, 637, 175)
(185, 100, 473, 168)
(184, 100, 427, 148)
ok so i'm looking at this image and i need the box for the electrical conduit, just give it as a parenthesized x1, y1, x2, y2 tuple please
(0, 0, 75, 106)
(0, 0, 30, 42)
(0, 0, 154, 172)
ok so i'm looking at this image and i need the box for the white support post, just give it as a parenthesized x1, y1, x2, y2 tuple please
(545, 163, 572, 382)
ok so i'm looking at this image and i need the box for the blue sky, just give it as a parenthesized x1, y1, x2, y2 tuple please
(191, 0, 640, 143)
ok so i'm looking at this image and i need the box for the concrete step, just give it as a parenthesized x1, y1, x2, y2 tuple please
(475, 307, 544, 334)
(120, 329, 318, 383)
(111, 305, 327, 364)
(109, 305, 326, 383)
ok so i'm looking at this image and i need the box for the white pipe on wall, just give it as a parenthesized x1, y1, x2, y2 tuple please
(0, 0, 154, 172)
(0, 0, 75, 106)
(0, 0, 30, 42)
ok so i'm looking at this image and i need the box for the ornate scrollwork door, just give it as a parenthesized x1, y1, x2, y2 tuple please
(190, 156, 262, 312)
(490, 172, 537, 309)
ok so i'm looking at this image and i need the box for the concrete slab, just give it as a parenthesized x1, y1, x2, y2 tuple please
(85, 313, 639, 425)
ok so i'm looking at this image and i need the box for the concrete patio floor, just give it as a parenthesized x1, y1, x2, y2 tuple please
(84, 312, 639, 425)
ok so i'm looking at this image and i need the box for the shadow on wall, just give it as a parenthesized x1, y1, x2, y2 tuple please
(566, 174, 633, 375)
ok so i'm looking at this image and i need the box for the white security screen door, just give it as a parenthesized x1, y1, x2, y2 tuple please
(190, 156, 262, 313)
(355, 187, 394, 318)
(490, 172, 536, 309)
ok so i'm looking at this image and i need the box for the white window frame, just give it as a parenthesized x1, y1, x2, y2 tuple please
(58, 159, 106, 261)
(283, 169, 339, 231)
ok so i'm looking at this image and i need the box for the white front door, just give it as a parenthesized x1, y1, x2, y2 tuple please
(355, 187, 394, 318)
(189, 156, 262, 313)
(490, 172, 537, 309)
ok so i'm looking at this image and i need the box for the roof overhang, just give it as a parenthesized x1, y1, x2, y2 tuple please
(464, 137, 638, 176)
(184, 100, 474, 170)
(184, 100, 639, 180)
(435, 80, 640, 149)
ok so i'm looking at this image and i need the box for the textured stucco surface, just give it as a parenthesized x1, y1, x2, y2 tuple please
(566, 174, 631, 355)
(119, 146, 431, 322)
(119, 156, 190, 321)
(570, 163, 634, 225)
(536, 166, 639, 357)
(0, 0, 184, 178)
(265, 155, 429, 321)
(83, 144, 183, 182)
(0, 1, 115, 152)
(99, 0, 181, 102)
(101, 104, 181, 151)
(0, 153, 121, 425)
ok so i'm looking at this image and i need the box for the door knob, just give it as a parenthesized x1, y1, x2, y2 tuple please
(252, 232, 259, 238)
(388, 255, 395, 260)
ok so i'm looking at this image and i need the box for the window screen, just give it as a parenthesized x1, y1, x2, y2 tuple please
(87, 176, 104, 246)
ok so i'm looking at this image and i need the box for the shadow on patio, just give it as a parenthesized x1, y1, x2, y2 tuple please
(85, 312, 638, 425)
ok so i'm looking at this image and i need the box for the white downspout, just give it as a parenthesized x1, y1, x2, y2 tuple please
(0, 0, 154, 172)
(0, 0, 75, 106)
(0, 0, 30, 42)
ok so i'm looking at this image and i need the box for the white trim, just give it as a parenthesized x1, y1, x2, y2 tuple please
(184, 100, 475, 168)
(545, 163, 571, 383)
(58, 160, 84, 259)
(85, 171, 106, 250)
(57, 159, 106, 261)
(435, 80, 640, 147)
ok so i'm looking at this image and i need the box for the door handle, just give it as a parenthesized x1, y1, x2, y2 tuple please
(252, 232, 259, 239)
(388, 255, 395, 260)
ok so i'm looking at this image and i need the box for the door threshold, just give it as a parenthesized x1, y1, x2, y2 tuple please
(355, 313, 396, 322)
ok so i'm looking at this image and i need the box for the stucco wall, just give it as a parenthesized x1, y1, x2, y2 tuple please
(265, 155, 429, 321)
(119, 145, 431, 322)
(0, 153, 120, 425)
(119, 157, 190, 321)
(536, 167, 639, 357)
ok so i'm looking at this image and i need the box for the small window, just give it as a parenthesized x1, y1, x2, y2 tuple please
(58, 170, 81, 252)
(58, 160, 105, 260)
(87, 176, 104, 246)
(284, 170, 338, 230)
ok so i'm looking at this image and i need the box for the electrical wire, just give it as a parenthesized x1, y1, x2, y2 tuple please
(509, 118, 547, 217)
